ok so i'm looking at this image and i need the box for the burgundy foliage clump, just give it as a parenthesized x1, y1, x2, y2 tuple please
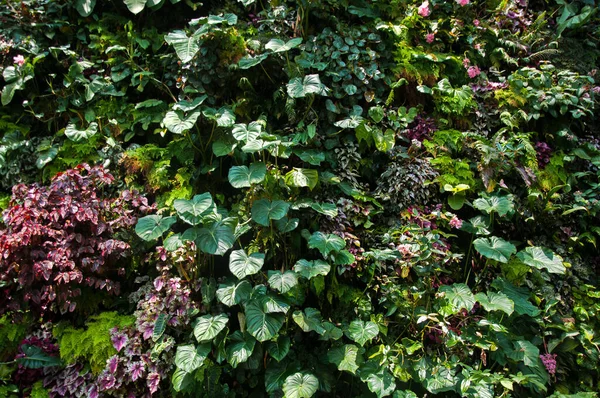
(534, 141, 552, 169)
(0, 164, 154, 317)
(14, 327, 59, 386)
(404, 114, 438, 142)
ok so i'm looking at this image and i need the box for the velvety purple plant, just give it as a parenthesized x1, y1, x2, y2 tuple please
(404, 115, 438, 142)
(535, 141, 552, 169)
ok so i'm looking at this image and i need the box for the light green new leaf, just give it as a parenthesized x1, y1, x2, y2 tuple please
(173, 193, 213, 225)
(65, 122, 98, 142)
(473, 236, 516, 263)
(473, 195, 514, 217)
(216, 280, 252, 306)
(175, 343, 211, 373)
(163, 110, 201, 134)
(245, 300, 285, 342)
(268, 271, 298, 294)
(285, 168, 318, 190)
(165, 30, 200, 62)
(135, 215, 176, 241)
(232, 122, 262, 141)
(292, 308, 326, 335)
(196, 220, 236, 255)
(265, 38, 303, 53)
(228, 163, 267, 188)
(308, 231, 345, 256)
(440, 283, 476, 312)
(328, 344, 363, 374)
(293, 259, 330, 279)
(287, 74, 329, 98)
(229, 249, 265, 279)
(266, 335, 290, 361)
(282, 372, 319, 398)
(194, 314, 229, 342)
(516, 246, 566, 274)
(346, 320, 379, 346)
(226, 331, 256, 368)
(251, 199, 290, 226)
(474, 292, 514, 315)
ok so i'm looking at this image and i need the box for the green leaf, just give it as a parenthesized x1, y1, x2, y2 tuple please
(334, 115, 364, 129)
(282, 372, 319, 398)
(163, 234, 184, 252)
(346, 320, 379, 346)
(123, 0, 147, 14)
(238, 54, 268, 69)
(226, 331, 256, 368)
(373, 128, 395, 152)
(229, 249, 264, 279)
(153, 313, 167, 342)
(491, 278, 541, 317)
(285, 168, 319, 190)
(251, 199, 290, 226)
(293, 259, 330, 279)
(175, 343, 211, 373)
(448, 193, 466, 210)
(259, 293, 291, 314)
(203, 107, 236, 127)
(307, 232, 345, 256)
(274, 217, 299, 233)
(473, 237, 516, 263)
(228, 163, 267, 188)
(16, 345, 62, 369)
(75, 0, 96, 16)
(36, 145, 58, 169)
(265, 361, 292, 393)
(309, 203, 338, 217)
(359, 362, 396, 398)
(194, 314, 229, 342)
(292, 308, 326, 334)
(245, 300, 285, 342)
(328, 344, 363, 374)
(232, 122, 262, 141)
(268, 271, 298, 294)
(173, 193, 214, 225)
(320, 322, 343, 341)
(265, 38, 303, 53)
(473, 195, 514, 217)
(474, 292, 514, 315)
(287, 74, 329, 98)
(296, 150, 325, 166)
(135, 215, 176, 241)
(511, 340, 540, 367)
(165, 30, 200, 62)
(516, 247, 566, 274)
(163, 110, 201, 134)
(440, 283, 475, 312)
(212, 140, 237, 156)
(65, 122, 98, 142)
(216, 280, 252, 306)
(196, 220, 236, 255)
(266, 335, 291, 361)
(172, 368, 192, 392)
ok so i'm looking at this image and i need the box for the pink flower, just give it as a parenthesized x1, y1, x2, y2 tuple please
(467, 66, 481, 78)
(456, 0, 469, 6)
(13, 54, 25, 66)
(418, 1, 431, 17)
(426, 33, 435, 43)
(473, 19, 480, 26)
(449, 216, 463, 229)
(592, 86, 600, 94)
(463, 58, 471, 68)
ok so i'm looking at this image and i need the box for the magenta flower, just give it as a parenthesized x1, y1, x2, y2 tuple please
(592, 86, 600, 94)
(463, 57, 471, 68)
(13, 54, 25, 66)
(540, 353, 557, 375)
(426, 33, 435, 43)
(449, 216, 463, 229)
(456, 0, 469, 6)
(473, 19, 480, 26)
(418, 1, 431, 17)
(467, 66, 481, 78)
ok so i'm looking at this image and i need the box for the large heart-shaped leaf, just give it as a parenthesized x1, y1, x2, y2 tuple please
(346, 320, 379, 347)
(293, 259, 330, 280)
(65, 122, 98, 142)
(267, 271, 298, 294)
(174, 343, 211, 373)
(296, 150, 325, 166)
(292, 308, 325, 334)
(274, 217, 299, 233)
(251, 199, 290, 226)
(308, 231, 345, 256)
(228, 163, 267, 188)
(203, 107, 236, 127)
(334, 115, 365, 129)
(135, 215, 177, 241)
(245, 300, 285, 342)
(328, 344, 363, 374)
(163, 110, 201, 134)
(473, 195, 514, 217)
(194, 314, 229, 342)
(282, 372, 319, 398)
(232, 122, 262, 141)
(491, 278, 541, 317)
(173, 193, 214, 225)
(266, 335, 290, 362)
(358, 361, 396, 398)
(259, 293, 291, 314)
(309, 202, 338, 217)
(284, 168, 318, 190)
(238, 54, 268, 69)
(226, 331, 256, 368)
(216, 280, 252, 306)
(287, 74, 329, 98)
(265, 38, 303, 53)
(165, 30, 200, 62)
(516, 246, 565, 274)
(123, 0, 148, 14)
(440, 283, 475, 312)
(229, 249, 265, 279)
(196, 220, 236, 255)
(474, 292, 514, 315)
(473, 237, 516, 263)
(75, 0, 96, 16)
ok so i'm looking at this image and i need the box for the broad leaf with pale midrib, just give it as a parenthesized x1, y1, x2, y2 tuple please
(229, 249, 264, 279)
(251, 199, 290, 226)
(228, 163, 267, 188)
(473, 236, 516, 263)
(173, 193, 213, 225)
(193, 314, 229, 342)
(516, 246, 565, 274)
(282, 372, 319, 398)
(346, 319, 379, 346)
(135, 215, 177, 241)
(245, 300, 284, 342)
(174, 343, 211, 373)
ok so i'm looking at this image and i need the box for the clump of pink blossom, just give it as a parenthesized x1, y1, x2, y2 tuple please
(540, 353, 557, 375)
(426, 33, 435, 43)
(467, 66, 481, 78)
(463, 58, 471, 68)
(13, 54, 25, 66)
(418, 1, 431, 17)
(449, 216, 463, 229)
(456, 0, 469, 6)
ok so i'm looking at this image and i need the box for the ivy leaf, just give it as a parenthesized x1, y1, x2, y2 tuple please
(228, 163, 267, 188)
(328, 344, 363, 374)
(287, 74, 329, 98)
(196, 220, 236, 255)
(439, 283, 476, 312)
(135, 215, 176, 241)
(274, 217, 299, 233)
(307, 232, 345, 256)
(266, 335, 291, 361)
(153, 313, 167, 342)
(229, 249, 265, 279)
(203, 107, 236, 127)
(346, 320, 379, 346)
(284, 168, 319, 190)
(474, 292, 514, 315)
(473, 237, 516, 263)
(173, 193, 214, 225)
(163, 110, 201, 134)
(232, 122, 262, 141)
(265, 38, 303, 53)
(245, 300, 285, 342)
(282, 372, 319, 398)
(491, 278, 541, 317)
(194, 314, 229, 342)
(216, 280, 252, 306)
(268, 271, 298, 294)
(165, 31, 200, 62)
(293, 259, 330, 279)
(16, 345, 62, 369)
(74, 0, 96, 17)
(251, 199, 290, 226)
(473, 195, 514, 217)
(175, 343, 211, 373)
(516, 246, 566, 274)
(65, 122, 98, 142)
(226, 331, 256, 368)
